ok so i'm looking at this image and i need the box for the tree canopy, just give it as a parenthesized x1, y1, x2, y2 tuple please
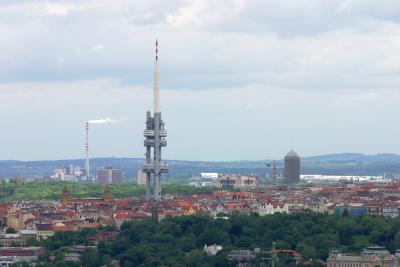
(36, 212, 400, 266)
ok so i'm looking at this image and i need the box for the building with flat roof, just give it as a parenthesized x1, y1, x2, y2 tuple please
(201, 173, 219, 179)
(215, 174, 258, 189)
(64, 246, 97, 263)
(227, 248, 260, 262)
(97, 167, 122, 184)
(0, 247, 44, 267)
(137, 170, 147, 185)
(327, 247, 398, 267)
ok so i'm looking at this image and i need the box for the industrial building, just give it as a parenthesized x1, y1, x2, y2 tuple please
(96, 167, 122, 184)
(327, 247, 399, 267)
(189, 173, 219, 187)
(215, 174, 258, 189)
(283, 150, 300, 184)
(189, 173, 258, 189)
(300, 174, 387, 183)
(51, 165, 83, 181)
(0, 247, 44, 266)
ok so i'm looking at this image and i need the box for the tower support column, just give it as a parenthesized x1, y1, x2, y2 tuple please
(154, 112, 161, 201)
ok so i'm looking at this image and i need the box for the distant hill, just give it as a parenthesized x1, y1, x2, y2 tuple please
(303, 153, 400, 163)
(1, 153, 400, 178)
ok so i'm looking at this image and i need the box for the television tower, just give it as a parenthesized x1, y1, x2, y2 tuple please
(142, 40, 168, 201)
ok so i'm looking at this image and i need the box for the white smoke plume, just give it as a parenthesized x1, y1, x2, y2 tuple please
(87, 118, 126, 124)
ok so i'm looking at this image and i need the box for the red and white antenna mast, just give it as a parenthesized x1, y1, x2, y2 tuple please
(153, 39, 160, 114)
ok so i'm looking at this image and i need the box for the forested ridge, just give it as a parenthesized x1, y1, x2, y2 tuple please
(2, 154, 400, 178)
(34, 212, 400, 267)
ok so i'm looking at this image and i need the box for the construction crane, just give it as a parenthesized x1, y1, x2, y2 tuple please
(266, 160, 277, 180)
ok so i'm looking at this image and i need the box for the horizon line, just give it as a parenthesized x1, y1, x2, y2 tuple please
(1, 152, 400, 163)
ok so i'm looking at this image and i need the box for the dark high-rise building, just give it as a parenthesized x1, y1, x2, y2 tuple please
(283, 150, 300, 184)
(97, 167, 122, 184)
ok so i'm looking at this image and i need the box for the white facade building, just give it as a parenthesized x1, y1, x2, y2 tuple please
(257, 202, 289, 215)
(300, 174, 387, 183)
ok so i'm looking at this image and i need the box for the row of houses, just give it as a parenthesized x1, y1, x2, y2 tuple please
(4, 182, 400, 240)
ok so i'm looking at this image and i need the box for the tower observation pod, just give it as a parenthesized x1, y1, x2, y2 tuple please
(142, 40, 168, 202)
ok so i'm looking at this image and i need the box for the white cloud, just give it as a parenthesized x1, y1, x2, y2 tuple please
(91, 44, 104, 52)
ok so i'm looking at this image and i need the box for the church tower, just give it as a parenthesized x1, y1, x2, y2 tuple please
(103, 185, 113, 203)
(60, 186, 72, 204)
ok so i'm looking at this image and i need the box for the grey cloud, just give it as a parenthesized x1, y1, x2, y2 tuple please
(164, 0, 400, 35)
(0, 0, 399, 91)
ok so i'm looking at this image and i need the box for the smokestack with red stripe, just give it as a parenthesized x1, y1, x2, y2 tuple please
(85, 122, 90, 180)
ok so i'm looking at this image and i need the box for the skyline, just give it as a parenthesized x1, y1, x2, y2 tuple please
(1, 0, 400, 161)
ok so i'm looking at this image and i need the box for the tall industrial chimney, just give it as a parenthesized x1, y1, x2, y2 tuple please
(85, 121, 90, 180)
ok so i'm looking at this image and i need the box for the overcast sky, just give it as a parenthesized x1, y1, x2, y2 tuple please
(1, 0, 400, 161)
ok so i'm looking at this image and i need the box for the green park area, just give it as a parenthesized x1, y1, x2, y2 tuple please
(0, 181, 217, 202)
